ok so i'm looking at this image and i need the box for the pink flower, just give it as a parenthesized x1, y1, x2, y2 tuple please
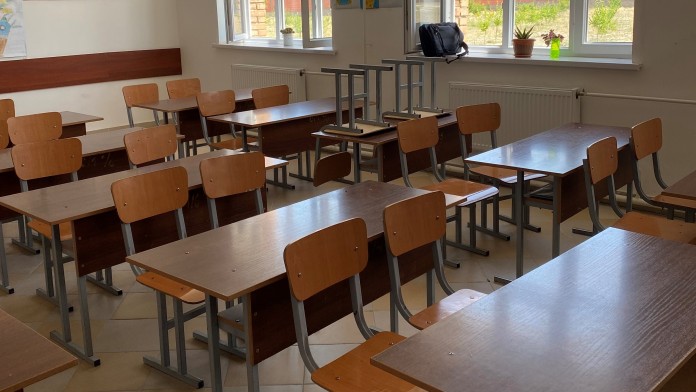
(541, 30, 565, 46)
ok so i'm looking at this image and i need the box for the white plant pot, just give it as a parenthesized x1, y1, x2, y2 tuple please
(282, 33, 294, 47)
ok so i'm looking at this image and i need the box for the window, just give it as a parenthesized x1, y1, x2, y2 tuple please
(222, 0, 332, 48)
(407, 0, 633, 58)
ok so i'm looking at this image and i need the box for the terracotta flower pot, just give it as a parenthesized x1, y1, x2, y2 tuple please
(512, 39, 535, 58)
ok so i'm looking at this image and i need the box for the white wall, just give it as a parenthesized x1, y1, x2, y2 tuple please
(176, 0, 696, 188)
(0, 0, 180, 129)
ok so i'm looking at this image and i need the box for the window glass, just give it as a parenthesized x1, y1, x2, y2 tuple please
(514, 0, 570, 47)
(586, 0, 633, 43)
(459, 0, 504, 46)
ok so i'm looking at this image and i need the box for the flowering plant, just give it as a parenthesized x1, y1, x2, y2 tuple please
(280, 27, 295, 34)
(541, 30, 564, 46)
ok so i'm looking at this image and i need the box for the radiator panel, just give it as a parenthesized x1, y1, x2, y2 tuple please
(231, 64, 307, 103)
(449, 82, 580, 148)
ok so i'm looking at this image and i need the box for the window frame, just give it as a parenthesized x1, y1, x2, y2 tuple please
(406, 0, 632, 59)
(221, 0, 332, 48)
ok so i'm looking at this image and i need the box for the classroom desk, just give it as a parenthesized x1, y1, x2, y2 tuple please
(372, 227, 696, 392)
(0, 309, 77, 392)
(662, 170, 696, 201)
(59, 111, 104, 138)
(132, 88, 254, 153)
(464, 123, 631, 280)
(126, 181, 466, 392)
(0, 126, 144, 294)
(208, 97, 364, 182)
(0, 150, 287, 366)
(312, 113, 463, 183)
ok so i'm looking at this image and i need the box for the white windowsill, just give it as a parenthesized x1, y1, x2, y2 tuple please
(213, 41, 336, 55)
(408, 52, 641, 70)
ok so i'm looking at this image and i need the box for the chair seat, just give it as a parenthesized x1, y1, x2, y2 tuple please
(471, 166, 546, 184)
(421, 178, 498, 205)
(613, 212, 696, 245)
(409, 289, 486, 330)
(217, 304, 244, 333)
(28, 220, 72, 241)
(312, 331, 425, 391)
(210, 136, 258, 151)
(136, 272, 205, 304)
(653, 194, 696, 211)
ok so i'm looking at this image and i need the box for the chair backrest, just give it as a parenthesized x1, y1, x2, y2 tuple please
(396, 116, 439, 154)
(0, 98, 15, 149)
(166, 78, 202, 99)
(122, 83, 159, 108)
(252, 85, 290, 109)
(11, 138, 82, 181)
(631, 117, 662, 160)
(200, 151, 266, 199)
(111, 166, 189, 224)
(284, 218, 368, 302)
(455, 103, 501, 136)
(313, 151, 351, 187)
(383, 191, 446, 257)
(7, 112, 63, 145)
(585, 136, 618, 185)
(123, 124, 178, 167)
(196, 90, 236, 118)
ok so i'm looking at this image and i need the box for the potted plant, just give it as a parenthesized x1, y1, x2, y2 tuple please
(541, 29, 564, 59)
(512, 26, 535, 58)
(280, 27, 295, 47)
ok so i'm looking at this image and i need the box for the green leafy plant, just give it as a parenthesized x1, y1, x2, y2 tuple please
(280, 27, 295, 34)
(514, 26, 534, 40)
(589, 0, 621, 37)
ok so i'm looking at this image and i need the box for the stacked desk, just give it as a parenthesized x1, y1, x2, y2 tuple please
(125, 181, 466, 392)
(373, 227, 696, 392)
(59, 111, 104, 138)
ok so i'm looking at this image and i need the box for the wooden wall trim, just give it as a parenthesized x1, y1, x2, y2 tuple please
(0, 48, 182, 94)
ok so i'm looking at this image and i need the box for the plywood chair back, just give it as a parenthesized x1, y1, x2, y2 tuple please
(200, 151, 265, 227)
(396, 116, 439, 154)
(111, 166, 189, 225)
(197, 90, 236, 118)
(0, 98, 15, 149)
(122, 83, 159, 108)
(122, 83, 161, 128)
(123, 124, 178, 168)
(11, 138, 82, 182)
(313, 151, 351, 187)
(586, 136, 618, 186)
(166, 78, 201, 99)
(252, 85, 290, 109)
(7, 112, 62, 145)
(456, 102, 501, 136)
(383, 191, 446, 257)
(631, 117, 662, 160)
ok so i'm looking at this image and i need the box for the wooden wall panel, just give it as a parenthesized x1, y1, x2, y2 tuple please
(0, 48, 182, 94)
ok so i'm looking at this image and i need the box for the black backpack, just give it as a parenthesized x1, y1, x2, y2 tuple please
(418, 23, 469, 63)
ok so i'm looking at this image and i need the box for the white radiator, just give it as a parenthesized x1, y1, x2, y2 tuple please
(231, 64, 306, 103)
(449, 82, 581, 149)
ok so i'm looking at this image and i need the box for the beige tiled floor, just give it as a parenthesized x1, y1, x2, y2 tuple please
(0, 157, 615, 392)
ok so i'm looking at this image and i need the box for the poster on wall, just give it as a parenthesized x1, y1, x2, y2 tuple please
(334, 0, 362, 10)
(0, 0, 26, 58)
(365, 0, 401, 8)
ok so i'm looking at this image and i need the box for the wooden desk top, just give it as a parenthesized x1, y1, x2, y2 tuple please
(209, 97, 364, 128)
(0, 126, 144, 174)
(132, 88, 253, 113)
(372, 227, 696, 392)
(312, 113, 457, 146)
(126, 181, 466, 302)
(464, 123, 630, 176)
(0, 150, 287, 225)
(60, 111, 104, 127)
(662, 170, 696, 201)
(0, 309, 77, 392)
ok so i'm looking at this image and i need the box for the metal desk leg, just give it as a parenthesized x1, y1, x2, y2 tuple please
(494, 171, 524, 285)
(206, 295, 223, 392)
(551, 177, 561, 258)
(353, 142, 362, 183)
(49, 224, 99, 366)
(0, 223, 14, 294)
(243, 293, 260, 392)
(377, 146, 384, 183)
(12, 217, 39, 254)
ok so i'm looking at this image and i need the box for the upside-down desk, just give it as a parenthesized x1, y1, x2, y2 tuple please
(0, 150, 287, 367)
(373, 227, 696, 392)
(126, 181, 466, 392)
